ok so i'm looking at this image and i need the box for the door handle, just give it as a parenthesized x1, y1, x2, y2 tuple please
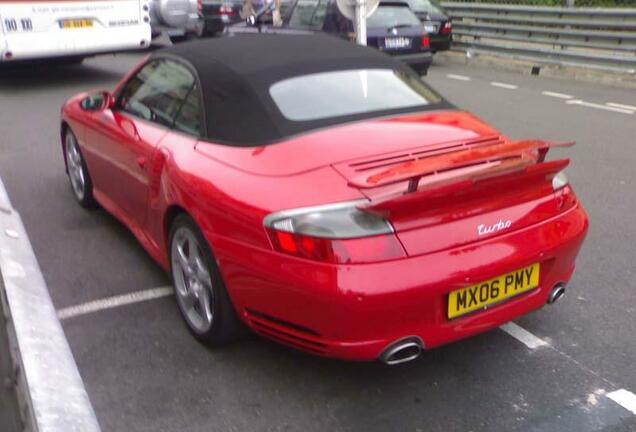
(136, 157, 146, 169)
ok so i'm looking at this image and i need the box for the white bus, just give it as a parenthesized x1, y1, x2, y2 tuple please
(0, 0, 152, 62)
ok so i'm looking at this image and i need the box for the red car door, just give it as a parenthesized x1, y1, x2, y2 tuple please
(88, 109, 167, 227)
(83, 59, 198, 228)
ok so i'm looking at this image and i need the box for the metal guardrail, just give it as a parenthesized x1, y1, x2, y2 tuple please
(0, 177, 101, 432)
(441, 2, 636, 72)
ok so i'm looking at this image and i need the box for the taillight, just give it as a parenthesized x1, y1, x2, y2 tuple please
(440, 21, 452, 34)
(552, 171, 568, 191)
(421, 35, 430, 49)
(264, 200, 405, 264)
(551, 171, 577, 210)
(219, 4, 235, 15)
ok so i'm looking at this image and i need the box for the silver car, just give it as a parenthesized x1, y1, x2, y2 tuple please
(149, 0, 203, 42)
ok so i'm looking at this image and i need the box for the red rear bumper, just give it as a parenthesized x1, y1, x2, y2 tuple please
(209, 203, 588, 361)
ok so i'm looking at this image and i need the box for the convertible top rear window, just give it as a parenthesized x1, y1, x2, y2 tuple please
(159, 34, 452, 146)
(407, 0, 444, 14)
(270, 69, 442, 122)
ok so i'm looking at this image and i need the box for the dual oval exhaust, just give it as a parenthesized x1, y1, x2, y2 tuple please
(379, 337, 423, 366)
(378, 283, 567, 365)
(547, 283, 566, 305)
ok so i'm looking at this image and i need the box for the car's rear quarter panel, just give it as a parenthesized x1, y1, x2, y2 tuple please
(211, 199, 587, 360)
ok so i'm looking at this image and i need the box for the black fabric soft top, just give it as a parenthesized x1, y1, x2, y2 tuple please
(157, 33, 447, 146)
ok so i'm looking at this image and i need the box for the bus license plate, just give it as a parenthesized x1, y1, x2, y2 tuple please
(60, 19, 94, 29)
(447, 263, 540, 319)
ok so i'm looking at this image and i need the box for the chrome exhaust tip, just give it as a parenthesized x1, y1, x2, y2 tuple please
(379, 337, 423, 366)
(547, 283, 566, 305)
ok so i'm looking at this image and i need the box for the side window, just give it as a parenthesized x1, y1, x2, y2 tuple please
(310, 0, 328, 27)
(116, 59, 197, 130)
(289, 0, 322, 28)
(173, 83, 202, 138)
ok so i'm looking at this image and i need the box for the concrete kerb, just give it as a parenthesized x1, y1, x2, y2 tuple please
(0, 176, 101, 432)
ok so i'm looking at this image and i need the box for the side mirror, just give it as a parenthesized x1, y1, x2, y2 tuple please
(80, 91, 114, 111)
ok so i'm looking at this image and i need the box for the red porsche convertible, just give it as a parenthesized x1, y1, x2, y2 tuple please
(61, 34, 588, 364)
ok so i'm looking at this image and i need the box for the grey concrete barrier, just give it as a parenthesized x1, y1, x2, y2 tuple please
(441, 2, 636, 73)
(0, 176, 100, 432)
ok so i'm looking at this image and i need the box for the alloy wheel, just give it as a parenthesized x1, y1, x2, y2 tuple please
(65, 132, 86, 201)
(171, 226, 215, 334)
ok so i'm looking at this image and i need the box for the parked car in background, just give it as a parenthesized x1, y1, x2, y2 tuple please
(201, 0, 242, 36)
(149, 0, 202, 42)
(405, 0, 451, 52)
(201, 0, 292, 36)
(363, 0, 432, 73)
(231, 0, 432, 75)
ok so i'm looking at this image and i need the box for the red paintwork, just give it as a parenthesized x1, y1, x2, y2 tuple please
(61, 69, 588, 361)
(358, 139, 565, 187)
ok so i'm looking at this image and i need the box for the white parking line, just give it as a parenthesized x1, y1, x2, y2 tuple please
(607, 102, 636, 111)
(542, 91, 574, 100)
(55, 286, 636, 420)
(57, 286, 173, 320)
(499, 322, 548, 349)
(607, 389, 636, 415)
(490, 82, 518, 90)
(446, 74, 471, 81)
(566, 100, 635, 115)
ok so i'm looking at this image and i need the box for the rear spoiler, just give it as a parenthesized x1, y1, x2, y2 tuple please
(349, 139, 574, 190)
(355, 139, 574, 214)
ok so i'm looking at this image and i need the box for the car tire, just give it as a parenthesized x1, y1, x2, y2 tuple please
(61, 56, 85, 65)
(64, 128, 96, 208)
(169, 214, 244, 345)
(169, 34, 192, 44)
(47, 56, 85, 67)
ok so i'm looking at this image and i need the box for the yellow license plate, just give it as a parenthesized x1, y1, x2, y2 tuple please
(60, 19, 93, 29)
(447, 263, 540, 319)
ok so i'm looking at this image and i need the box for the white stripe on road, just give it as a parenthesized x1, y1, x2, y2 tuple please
(57, 286, 173, 320)
(606, 102, 636, 111)
(446, 74, 471, 81)
(490, 82, 518, 89)
(54, 288, 636, 420)
(566, 100, 635, 115)
(607, 389, 636, 416)
(541, 91, 574, 100)
(500, 322, 548, 349)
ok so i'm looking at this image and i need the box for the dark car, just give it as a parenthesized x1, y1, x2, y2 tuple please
(200, 0, 241, 36)
(405, 0, 451, 52)
(201, 0, 292, 36)
(232, 0, 432, 75)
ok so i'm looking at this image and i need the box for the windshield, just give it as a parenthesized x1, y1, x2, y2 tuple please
(269, 69, 442, 121)
(406, 0, 444, 14)
(367, 5, 421, 28)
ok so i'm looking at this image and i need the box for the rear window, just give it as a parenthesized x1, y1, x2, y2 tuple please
(269, 69, 441, 121)
(367, 5, 421, 28)
(288, 0, 328, 28)
(406, 0, 444, 14)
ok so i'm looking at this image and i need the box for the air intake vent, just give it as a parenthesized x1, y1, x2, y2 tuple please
(244, 309, 329, 355)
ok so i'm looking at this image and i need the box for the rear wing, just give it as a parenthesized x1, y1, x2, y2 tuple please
(348, 139, 574, 214)
(348, 139, 574, 189)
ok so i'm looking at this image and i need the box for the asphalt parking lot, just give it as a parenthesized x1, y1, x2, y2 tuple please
(1, 52, 635, 432)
